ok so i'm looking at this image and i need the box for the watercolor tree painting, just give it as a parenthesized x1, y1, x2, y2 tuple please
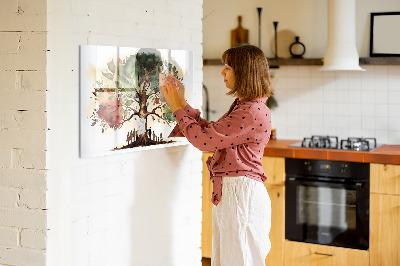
(80, 45, 193, 157)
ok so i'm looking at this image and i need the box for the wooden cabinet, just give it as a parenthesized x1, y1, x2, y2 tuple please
(201, 152, 213, 258)
(261, 156, 285, 266)
(370, 163, 400, 195)
(261, 156, 285, 186)
(370, 163, 400, 266)
(284, 241, 369, 266)
(264, 184, 285, 266)
(370, 193, 400, 266)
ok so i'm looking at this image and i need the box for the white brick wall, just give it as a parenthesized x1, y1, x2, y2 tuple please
(46, 0, 203, 266)
(0, 0, 48, 265)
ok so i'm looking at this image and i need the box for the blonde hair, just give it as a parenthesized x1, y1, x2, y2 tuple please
(221, 44, 273, 99)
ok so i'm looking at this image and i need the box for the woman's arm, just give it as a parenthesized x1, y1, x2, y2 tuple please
(162, 77, 212, 137)
(172, 106, 257, 152)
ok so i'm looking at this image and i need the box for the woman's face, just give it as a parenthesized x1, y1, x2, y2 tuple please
(220, 64, 235, 89)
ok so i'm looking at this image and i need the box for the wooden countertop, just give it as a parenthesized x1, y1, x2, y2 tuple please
(263, 139, 400, 165)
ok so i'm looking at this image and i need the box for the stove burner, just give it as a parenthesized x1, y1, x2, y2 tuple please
(301, 135, 339, 149)
(295, 136, 378, 151)
(340, 137, 377, 151)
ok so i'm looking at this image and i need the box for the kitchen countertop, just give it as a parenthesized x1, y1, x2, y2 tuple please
(263, 139, 400, 165)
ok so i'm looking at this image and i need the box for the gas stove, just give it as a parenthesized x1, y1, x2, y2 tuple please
(289, 135, 381, 151)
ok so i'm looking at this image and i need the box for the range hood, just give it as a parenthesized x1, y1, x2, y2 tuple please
(320, 0, 365, 71)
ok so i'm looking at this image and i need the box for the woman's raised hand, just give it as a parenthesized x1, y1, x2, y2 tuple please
(172, 77, 187, 108)
(161, 76, 186, 113)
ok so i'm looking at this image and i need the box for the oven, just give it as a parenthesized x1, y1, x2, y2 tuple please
(285, 158, 370, 250)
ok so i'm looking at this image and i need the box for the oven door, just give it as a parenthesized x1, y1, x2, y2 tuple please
(285, 177, 369, 250)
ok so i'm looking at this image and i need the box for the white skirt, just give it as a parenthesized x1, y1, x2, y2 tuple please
(212, 176, 271, 266)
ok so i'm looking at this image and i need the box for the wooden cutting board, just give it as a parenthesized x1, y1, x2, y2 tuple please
(231, 16, 249, 48)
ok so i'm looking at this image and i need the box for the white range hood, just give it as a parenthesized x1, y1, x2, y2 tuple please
(320, 0, 365, 71)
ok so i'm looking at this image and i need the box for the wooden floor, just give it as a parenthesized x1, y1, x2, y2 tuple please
(202, 257, 211, 266)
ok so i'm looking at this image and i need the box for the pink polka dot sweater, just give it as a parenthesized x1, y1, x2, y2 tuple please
(169, 97, 272, 206)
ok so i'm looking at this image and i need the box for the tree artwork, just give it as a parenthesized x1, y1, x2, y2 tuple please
(80, 45, 193, 157)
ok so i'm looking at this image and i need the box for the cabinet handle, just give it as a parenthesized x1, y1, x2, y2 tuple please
(314, 252, 335, 257)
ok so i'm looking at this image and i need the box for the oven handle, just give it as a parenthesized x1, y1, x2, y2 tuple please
(286, 177, 364, 189)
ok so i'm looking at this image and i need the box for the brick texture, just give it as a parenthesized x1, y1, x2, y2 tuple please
(0, 0, 47, 264)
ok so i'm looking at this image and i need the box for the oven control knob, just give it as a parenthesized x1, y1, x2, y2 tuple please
(304, 162, 312, 171)
(340, 164, 347, 174)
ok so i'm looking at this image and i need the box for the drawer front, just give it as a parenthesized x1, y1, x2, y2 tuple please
(262, 156, 285, 185)
(284, 241, 369, 266)
(370, 163, 400, 195)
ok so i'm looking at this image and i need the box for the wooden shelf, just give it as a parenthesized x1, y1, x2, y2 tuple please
(203, 58, 323, 67)
(268, 58, 322, 67)
(359, 57, 400, 65)
(203, 57, 400, 67)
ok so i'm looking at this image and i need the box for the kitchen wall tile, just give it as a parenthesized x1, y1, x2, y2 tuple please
(336, 115, 349, 129)
(375, 104, 389, 117)
(311, 102, 324, 114)
(361, 75, 374, 91)
(348, 90, 362, 103)
(349, 128, 362, 137)
(324, 127, 337, 136)
(388, 75, 400, 91)
(310, 66, 324, 77)
(296, 127, 312, 138)
(286, 98, 300, 114)
(374, 90, 388, 104)
(310, 77, 324, 90)
(362, 116, 375, 130)
(348, 71, 362, 90)
(298, 67, 311, 78)
(362, 65, 375, 74)
(336, 103, 349, 116)
(322, 70, 335, 78)
(361, 90, 375, 103)
(387, 65, 400, 76)
(361, 129, 375, 138)
(374, 117, 389, 130)
(323, 103, 336, 115)
(335, 72, 349, 90)
(298, 102, 312, 114)
(286, 126, 301, 139)
(348, 103, 362, 116)
(388, 131, 400, 143)
(287, 113, 300, 127)
(388, 117, 400, 131)
(311, 86, 323, 101)
(204, 65, 399, 144)
(311, 127, 325, 136)
(323, 86, 336, 103)
(272, 75, 286, 90)
(361, 104, 375, 117)
(311, 114, 324, 128)
(336, 128, 349, 139)
(285, 66, 298, 77)
(388, 91, 400, 104)
(374, 77, 388, 91)
(298, 77, 311, 89)
(297, 89, 312, 103)
(374, 130, 389, 144)
(374, 65, 388, 77)
(272, 67, 286, 78)
(336, 90, 349, 103)
(349, 116, 362, 129)
(323, 115, 336, 129)
(388, 104, 400, 117)
(286, 77, 299, 89)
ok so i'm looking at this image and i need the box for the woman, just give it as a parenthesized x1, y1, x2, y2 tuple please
(161, 44, 273, 266)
